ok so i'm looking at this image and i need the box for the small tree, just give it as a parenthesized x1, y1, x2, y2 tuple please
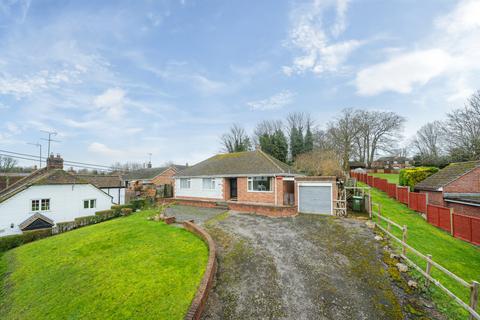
(304, 123, 314, 153)
(0, 156, 18, 172)
(294, 150, 343, 177)
(221, 124, 252, 153)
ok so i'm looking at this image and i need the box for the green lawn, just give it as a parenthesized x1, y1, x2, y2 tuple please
(370, 173, 399, 184)
(0, 209, 208, 320)
(361, 183, 480, 319)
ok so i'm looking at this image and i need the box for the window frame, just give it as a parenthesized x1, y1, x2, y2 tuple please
(31, 198, 50, 212)
(247, 176, 273, 193)
(41, 199, 50, 211)
(202, 178, 216, 190)
(31, 199, 40, 212)
(180, 178, 191, 189)
(83, 199, 97, 209)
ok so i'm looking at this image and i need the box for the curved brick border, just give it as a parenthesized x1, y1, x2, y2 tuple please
(183, 221, 217, 320)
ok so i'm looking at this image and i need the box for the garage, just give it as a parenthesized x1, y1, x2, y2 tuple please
(298, 183, 333, 215)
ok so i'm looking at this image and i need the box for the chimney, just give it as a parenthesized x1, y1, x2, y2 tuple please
(47, 153, 64, 170)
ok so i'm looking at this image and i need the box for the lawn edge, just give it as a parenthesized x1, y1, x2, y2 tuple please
(183, 221, 217, 320)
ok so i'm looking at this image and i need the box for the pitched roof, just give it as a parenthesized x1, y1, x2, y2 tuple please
(76, 174, 123, 188)
(19, 213, 54, 230)
(375, 156, 409, 162)
(414, 160, 480, 191)
(175, 150, 297, 177)
(0, 168, 88, 203)
(123, 165, 186, 180)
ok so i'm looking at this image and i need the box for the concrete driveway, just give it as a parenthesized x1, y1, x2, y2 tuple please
(199, 212, 441, 320)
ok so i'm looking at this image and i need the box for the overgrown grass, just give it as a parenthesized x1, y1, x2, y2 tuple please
(0, 209, 208, 320)
(370, 173, 399, 184)
(361, 183, 480, 319)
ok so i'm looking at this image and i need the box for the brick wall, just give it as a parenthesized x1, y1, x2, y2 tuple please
(151, 167, 176, 185)
(237, 177, 276, 204)
(446, 202, 480, 218)
(419, 190, 444, 206)
(444, 167, 480, 193)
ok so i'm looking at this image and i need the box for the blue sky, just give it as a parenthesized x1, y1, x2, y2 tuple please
(1, 0, 480, 168)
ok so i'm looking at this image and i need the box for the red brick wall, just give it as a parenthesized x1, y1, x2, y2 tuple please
(419, 190, 444, 206)
(151, 167, 176, 186)
(446, 202, 480, 218)
(444, 167, 480, 193)
(237, 177, 276, 204)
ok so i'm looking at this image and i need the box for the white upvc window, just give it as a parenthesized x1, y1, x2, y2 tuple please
(83, 199, 97, 209)
(180, 178, 191, 189)
(31, 199, 50, 212)
(202, 178, 215, 190)
(247, 177, 273, 192)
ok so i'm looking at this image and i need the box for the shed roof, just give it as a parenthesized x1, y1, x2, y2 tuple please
(175, 150, 297, 177)
(76, 174, 123, 188)
(414, 160, 480, 191)
(0, 168, 88, 203)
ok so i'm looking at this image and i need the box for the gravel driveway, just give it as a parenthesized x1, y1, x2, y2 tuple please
(165, 205, 226, 225)
(201, 212, 440, 320)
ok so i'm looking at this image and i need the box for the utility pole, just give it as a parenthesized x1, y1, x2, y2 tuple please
(40, 130, 61, 156)
(27, 142, 42, 168)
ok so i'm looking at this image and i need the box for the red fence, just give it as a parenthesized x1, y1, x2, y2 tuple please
(351, 171, 480, 246)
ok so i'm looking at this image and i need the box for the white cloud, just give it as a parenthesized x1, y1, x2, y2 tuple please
(88, 142, 124, 158)
(94, 88, 126, 119)
(283, 0, 362, 76)
(355, 0, 480, 98)
(247, 90, 295, 111)
(355, 49, 451, 95)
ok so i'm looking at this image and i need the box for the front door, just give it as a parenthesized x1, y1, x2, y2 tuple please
(230, 178, 238, 199)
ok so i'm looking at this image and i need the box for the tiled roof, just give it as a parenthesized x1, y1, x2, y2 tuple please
(123, 165, 186, 180)
(76, 174, 123, 188)
(414, 160, 480, 191)
(0, 169, 88, 203)
(175, 150, 297, 177)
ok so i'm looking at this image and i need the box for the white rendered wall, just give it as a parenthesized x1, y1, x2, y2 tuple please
(174, 178, 223, 199)
(101, 187, 125, 205)
(0, 184, 113, 236)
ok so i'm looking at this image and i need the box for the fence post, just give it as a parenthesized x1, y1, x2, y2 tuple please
(402, 225, 408, 255)
(470, 281, 479, 320)
(378, 203, 382, 224)
(425, 254, 432, 287)
(450, 208, 454, 236)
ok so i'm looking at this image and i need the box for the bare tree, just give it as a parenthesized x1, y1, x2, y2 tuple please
(412, 121, 445, 159)
(220, 124, 252, 153)
(0, 156, 18, 172)
(111, 161, 144, 172)
(253, 120, 283, 145)
(294, 149, 343, 177)
(444, 90, 480, 161)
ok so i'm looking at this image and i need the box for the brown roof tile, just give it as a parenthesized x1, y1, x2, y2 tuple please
(414, 160, 480, 191)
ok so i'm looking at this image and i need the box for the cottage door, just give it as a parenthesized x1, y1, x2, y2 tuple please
(230, 178, 237, 199)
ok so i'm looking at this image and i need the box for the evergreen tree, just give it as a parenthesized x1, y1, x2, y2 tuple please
(290, 126, 304, 160)
(304, 124, 314, 153)
(272, 129, 288, 162)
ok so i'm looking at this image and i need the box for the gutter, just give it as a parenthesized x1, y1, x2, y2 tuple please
(444, 199, 480, 207)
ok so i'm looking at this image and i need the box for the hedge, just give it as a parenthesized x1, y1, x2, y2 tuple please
(129, 199, 146, 211)
(399, 166, 439, 190)
(121, 208, 133, 216)
(0, 228, 52, 253)
(95, 209, 116, 221)
(74, 215, 99, 227)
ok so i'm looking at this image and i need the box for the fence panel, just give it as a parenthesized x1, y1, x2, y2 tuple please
(453, 214, 472, 243)
(409, 192, 427, 214)
(427, 205, 439, 226)
(387, 183, 397, 198)
(379, 179, 388, 192)
(367, 175, 374, 186)
(397, 186, 409, 205)
(472, 218, 480, 246)
(427, 204, 452, 233)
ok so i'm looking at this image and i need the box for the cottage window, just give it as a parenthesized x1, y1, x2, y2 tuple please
(41, 199, 50, 211)
(83, 199, 97, 209)
(202, 178, 215, 190)
(31, 200, 40, 211)
(180, 178, 191, 189)
(247, 177, 272, 192)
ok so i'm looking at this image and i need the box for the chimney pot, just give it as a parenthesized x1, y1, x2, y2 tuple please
(47, 153, 64, 170)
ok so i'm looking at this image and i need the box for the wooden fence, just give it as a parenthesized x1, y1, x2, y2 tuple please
(351, 171, 480, 247)
(372, 203, 480, 320)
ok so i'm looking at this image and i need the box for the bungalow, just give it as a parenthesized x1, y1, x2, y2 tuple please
(415, 160, 480, 217)
(372, 156, 411, 170)
(0, 155, 113, 237)
(172, 150, 339, 216)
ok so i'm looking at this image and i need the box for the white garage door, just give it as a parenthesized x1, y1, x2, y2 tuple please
(298, 184, 332, 215)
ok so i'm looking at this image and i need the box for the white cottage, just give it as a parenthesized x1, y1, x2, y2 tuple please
(0, 155, 113, 237)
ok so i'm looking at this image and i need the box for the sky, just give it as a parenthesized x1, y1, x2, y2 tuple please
(1, 0, 480, 168)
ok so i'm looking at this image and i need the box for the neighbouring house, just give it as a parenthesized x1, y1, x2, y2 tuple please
(123, 164, 187, 190)
(349, 161, 366, 170)
(372, 156, 411, 169)
(76, 174, 125, 204)
(414, 160, 480, 217)
(0, 172, 31, 191)
(0, 155, 114, 237)
(172, 149, 339, 216)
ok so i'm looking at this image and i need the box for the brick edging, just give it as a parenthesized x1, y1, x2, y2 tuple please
(183, 221, 217, 320)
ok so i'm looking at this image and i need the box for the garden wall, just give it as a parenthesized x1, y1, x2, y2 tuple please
(351, 171, 480, 246)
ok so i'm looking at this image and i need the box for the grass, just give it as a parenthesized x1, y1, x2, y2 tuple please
(0, 209, 208, 320)
(370, 173, 400, 184)
(361, 183, 480, 319)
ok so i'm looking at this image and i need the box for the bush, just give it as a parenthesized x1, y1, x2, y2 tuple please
(0, 228, 52, 253)
(95, 209, 115, 221)
(129, 199, 146, 211)
(121, 208, 133, 216)
(399, 167, 439, 190)
(55, 221, 76, 233)
(74, 215, 99, 227)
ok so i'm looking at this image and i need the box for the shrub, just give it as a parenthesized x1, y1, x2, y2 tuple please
(95, 209, 115, 221)
(74, 215, 99, 227)
(399, 167, 439, 190)
(56, 221, 76, 233)
(0, 228, 52, 253)
(129, 199, 146, 211)
(121, 208, 133, 216)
